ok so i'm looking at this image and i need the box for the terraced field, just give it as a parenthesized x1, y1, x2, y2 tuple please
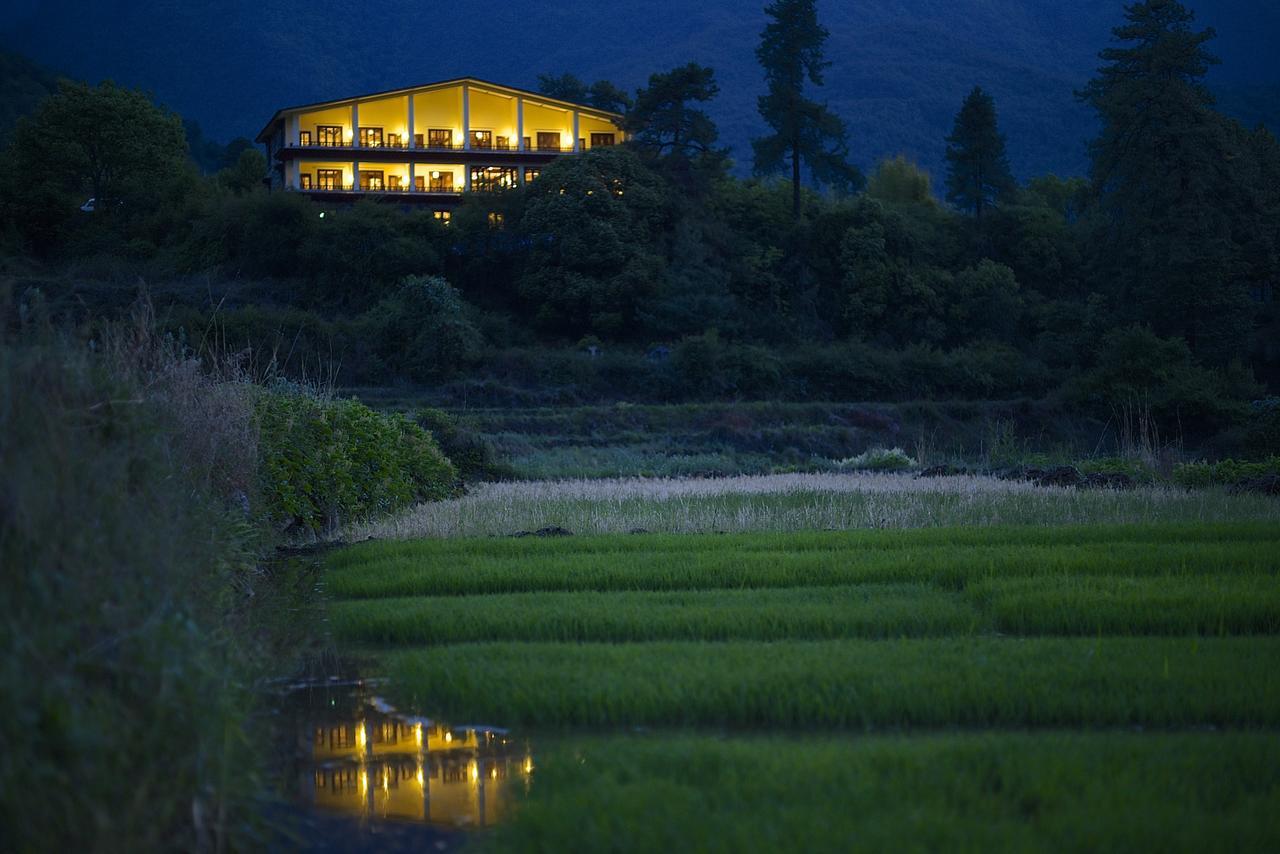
(324, 522, 1280, 851)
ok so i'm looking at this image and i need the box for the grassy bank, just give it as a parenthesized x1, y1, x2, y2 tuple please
(0, 313, 458, 849)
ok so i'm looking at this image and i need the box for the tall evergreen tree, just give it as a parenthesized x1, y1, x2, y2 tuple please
(1077, 0, 1255, 363)
(624, 63, 723, 172)
(945, 86, 1016, 219)
(752, 0, 860, 218)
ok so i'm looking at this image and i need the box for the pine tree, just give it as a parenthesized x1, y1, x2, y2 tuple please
(1077, 0, 1254, 363)
(752, 0, 860, 218)
(945, 86, 1015, 219)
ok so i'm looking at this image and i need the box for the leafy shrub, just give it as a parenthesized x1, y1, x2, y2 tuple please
(1172, 457, 1280, 489)
(362, 275, 482, 382)
(838, 446, 918, 471)
(255, 384, 456, 533)
(413, 407, 514, 483)
(1076, 456, 1158, 484)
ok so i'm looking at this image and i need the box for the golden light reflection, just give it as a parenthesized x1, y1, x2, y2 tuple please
(301, 690, 531, 829)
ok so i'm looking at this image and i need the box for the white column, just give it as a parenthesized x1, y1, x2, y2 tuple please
(351, 102, 359, 147)
(572, 110, 580, 151)
(409, 162, 416, 192)
(516, 97, 524, 150)
(351, 160, 359, 191)
(287, 114, 300, 146)
(463, 166, 472, 193)
(407, 95, 416, 148)
(462, 84, 471, 150)
(288, 159, 300, 189)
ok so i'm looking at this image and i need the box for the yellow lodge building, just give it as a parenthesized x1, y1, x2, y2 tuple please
(256, 77, 627, 213)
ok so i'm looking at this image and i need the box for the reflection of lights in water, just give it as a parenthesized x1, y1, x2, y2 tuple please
(382, 766, 389, 792)
(469, 761, 479, 783)
(490, 767, 498, 780)
(524, 757, 533, 775)
(416, 766, 425, 787)
(360, 769, 368, 796)
(415, 723, 423, 747)
(356, 723, 366, 750)
(444, 732, 453, 743)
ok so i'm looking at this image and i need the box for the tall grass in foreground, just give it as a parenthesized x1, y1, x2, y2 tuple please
(484, 732, 1280, 854)
(384, 637, 1280, 728)
(0, 316, 263, 851)
(349, 472, 1280, 540)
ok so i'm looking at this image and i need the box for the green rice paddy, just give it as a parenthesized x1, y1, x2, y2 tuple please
(323, 520, 1280, 850)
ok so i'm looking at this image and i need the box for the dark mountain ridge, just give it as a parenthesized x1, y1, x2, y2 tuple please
(2, 1, 1276, 181)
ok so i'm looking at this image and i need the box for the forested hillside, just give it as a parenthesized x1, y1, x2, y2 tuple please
(2, 1, 1275, 178)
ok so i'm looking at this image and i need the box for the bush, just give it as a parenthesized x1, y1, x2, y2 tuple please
(255, 384, 457, 533)
(363, 275, 482, 382)
(838, 446, 918, 471)
(1172, 457, 1280, 489)
(413, 407, 514, 483)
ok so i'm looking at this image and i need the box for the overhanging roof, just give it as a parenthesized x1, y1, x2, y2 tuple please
(255, 76, 624, 143)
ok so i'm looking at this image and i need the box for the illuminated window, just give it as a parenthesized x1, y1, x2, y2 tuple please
(428, 128, 453, 149)
(299, 130, 312, 146)
(387, 175, 402, 190)
(386, 132, 401, 148)
(496, 135, 509, 150)
(316, 125, 343, 147)
(470, 130, 493, 149)
(358, 170, 385, 191)
(414, 132, 424, 148)
(523, 168, 541, 183)
(536, 132, 561, 152)
(358, 126, 383, 147)
(299, 173, 312, 189)
(590, 133, 616, 147)
(578, 137, 585, 150)
(433, 210, 452, 224)
(428, 170, 454, 192)
(522, 135, 531, 150)
(487, 211, 505, 229)
(316, 168, 343, 190)
(469, 165, 518, 192)
(414, 175, 426, 191)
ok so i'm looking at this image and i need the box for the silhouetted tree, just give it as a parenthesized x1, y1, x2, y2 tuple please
(625, 63, 720, 160)
(1077, 0, 1253, 363)
(538, 73, 633, 113)
(945, 86, 1015, 219)
(753, 0, 861, 218)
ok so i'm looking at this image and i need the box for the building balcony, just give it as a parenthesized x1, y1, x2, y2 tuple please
(296, 183, 462, 195)
(289, 136, 578, 154)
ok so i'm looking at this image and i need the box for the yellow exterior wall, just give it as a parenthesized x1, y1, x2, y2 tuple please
(297, 160, 356, 189)
(412, 86, 464, 143)
(415, 163, 465, 190)
(580, 113, 623, 148)
(522, 100, 573, 149)
(356, 94, 410, 143)
(298, 105, 354, 144)
(469, 88, 518, 145)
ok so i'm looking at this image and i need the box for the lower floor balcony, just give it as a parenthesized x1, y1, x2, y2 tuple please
(290, 161, 543, 197)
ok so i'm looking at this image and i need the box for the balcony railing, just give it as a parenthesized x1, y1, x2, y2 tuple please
(293, 137, 577, 153)
(299, 183, 462, 195)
